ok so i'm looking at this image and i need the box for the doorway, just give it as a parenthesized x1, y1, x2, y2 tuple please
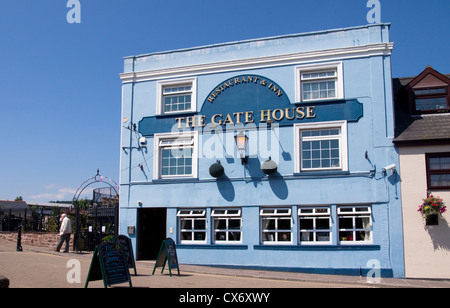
(137, 208, 167, 260)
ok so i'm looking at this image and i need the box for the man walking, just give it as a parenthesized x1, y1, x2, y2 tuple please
(55, 213, 72, 253)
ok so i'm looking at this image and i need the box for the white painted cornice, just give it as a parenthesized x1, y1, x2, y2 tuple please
(120, 42, 394, 84)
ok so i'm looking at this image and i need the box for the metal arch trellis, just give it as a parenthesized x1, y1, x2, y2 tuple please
(72, 169, 119, 252)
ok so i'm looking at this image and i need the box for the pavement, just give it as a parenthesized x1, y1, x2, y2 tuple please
(1, 238, 449, 289)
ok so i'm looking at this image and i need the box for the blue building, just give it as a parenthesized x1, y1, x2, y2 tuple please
(119, 24, 405, 278)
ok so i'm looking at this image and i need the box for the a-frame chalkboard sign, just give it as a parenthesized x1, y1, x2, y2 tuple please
(85, 242, 133, 288)
(152, 237, 180, 277)
(113, 235, 137, 276)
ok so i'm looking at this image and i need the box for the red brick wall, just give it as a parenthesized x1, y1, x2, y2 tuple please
(0, 232, 73, 248)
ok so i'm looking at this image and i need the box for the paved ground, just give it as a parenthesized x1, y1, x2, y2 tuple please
(1, 238, 449, 290)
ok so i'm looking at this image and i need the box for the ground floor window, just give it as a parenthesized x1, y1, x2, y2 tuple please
(338, 206, 372, 243)
(175, 205, 373, 246)
(177, 209, 206, 244)
(211, 208, 242, 244)
(260, 208, 292, 244)
(298, 207, 331, 244)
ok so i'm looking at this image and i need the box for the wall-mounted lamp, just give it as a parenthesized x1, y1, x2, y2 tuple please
(234, 131, 249, 165)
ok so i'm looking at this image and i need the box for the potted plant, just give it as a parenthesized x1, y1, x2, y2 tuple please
(418, 195, 447, 225)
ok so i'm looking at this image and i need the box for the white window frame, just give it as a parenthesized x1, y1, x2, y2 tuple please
(211, 208, 242, 244)
(337, 206, 373, 244)
(156, 77, 197, 115)
(295, 62, 343, 103)
(294, 121, 348, 173)
(177, 209, 207, 244)
(153, 132, 198, 179)
(298, 207, 332, 245)
(260, 208, 293, 245)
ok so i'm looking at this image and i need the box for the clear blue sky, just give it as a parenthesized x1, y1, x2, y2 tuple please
(0, 0, 449, 202)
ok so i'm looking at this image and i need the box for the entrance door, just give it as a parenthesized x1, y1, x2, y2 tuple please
(137, 208, 167, 260)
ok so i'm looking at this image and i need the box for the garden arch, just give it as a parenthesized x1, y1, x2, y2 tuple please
(72, 169, 119, 252)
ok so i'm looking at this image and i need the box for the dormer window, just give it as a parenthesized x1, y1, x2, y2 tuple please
(414, 87, 449, 112)
(407, 66, 450, 114)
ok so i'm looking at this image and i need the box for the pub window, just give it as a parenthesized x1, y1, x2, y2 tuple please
(157, 78, 197, 115)
(426, 153, 450, 190)
(211, 209, 242, 244)
(260, 208, 292, 244)
(177, 209, 207, 244)
(295, 62, 343, 103)
(298, 207, 332, 244)
(294, 121, 348, 173)
(338, 206, 372, 244)
(414, 87, 449, 113)
(153, 132, 198, 179)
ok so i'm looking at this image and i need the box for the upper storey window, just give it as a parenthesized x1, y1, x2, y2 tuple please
(302, 70, 337, 101)
(414, 87, 449, 112)
(407, 66, 450, 114)
(295, 62, 343, 103)
(157, 78, 197, 115)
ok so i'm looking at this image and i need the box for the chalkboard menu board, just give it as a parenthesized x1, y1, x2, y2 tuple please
(152, 237, 180, 276)
(113, 235, 137, 276)
(85, 242, 132, 288)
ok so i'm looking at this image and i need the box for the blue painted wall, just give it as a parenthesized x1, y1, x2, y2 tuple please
(119, 24, 405, 278)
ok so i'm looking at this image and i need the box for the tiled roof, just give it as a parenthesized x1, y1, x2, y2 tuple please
(393, 71, 450, 146)
(394, 114, 450, 144)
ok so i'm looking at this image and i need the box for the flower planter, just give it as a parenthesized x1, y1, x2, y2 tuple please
(418, 195, 446, 226)
(425, 213, 439, 226)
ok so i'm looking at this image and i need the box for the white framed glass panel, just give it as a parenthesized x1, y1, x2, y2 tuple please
(338, 206, 372, 244)
(260, 208, 293, 244)
(212, 208, 242, 244)
(298, 207, 331, 244)
(294, 121, 348, 173)
(178, 209, 207, 244)
(156, 78, 197, 115)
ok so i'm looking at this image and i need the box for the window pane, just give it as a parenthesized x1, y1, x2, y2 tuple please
(300, 218, 313, 230)
(316, 218, 330, 229)
(263, 232, 276, 242)
(214, 219, 226, 230)
(215, 232, 226, 241)
(339, 217, 353, 229)
(229, 219, 241, 230)
(430, 156, 450, 170)
(300, 232, 314, 241)
(415, 88, 446, 95)
(278, 232, 291, 241)
(262, 218, 276, 230)
(194, 219, 206, 230)
(194, 232, 206, 241)
(181, 232, 192, 241)
(180, 220, 192, 230)
(317, 232, 330, 242)
(355, 217, 371, 229)
(278, 219, 291, 230)
(339, 231, 353, 241)
(356, 231, 371, 241)
(229, 232, 241, 241)
(161, 147, 193, 176)
(430, 174, 450, 187)
(415, 97, 448, 111)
